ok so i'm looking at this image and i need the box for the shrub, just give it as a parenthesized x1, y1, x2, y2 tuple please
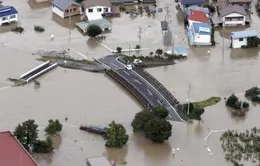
(245, 86, 260, 98)
(34, 25, 45, 32)
(11, 26, 24, 33)
(116, 47, 122, 53)
(87, 24, 102, 38)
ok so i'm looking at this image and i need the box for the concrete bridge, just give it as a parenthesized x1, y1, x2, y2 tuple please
(96, 55, 185, 122)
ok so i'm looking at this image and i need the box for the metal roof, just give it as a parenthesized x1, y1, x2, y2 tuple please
(185, 5, 209, 16)
(181, 0, 204, 5)
(0, 6, 18, 17)
(75, 18, 112, 32)
(0, 131, 39, 166)
(86, 156, 112, 166)
(192, 22, 211, 35)
(52, 0, 80, 11)
(82, 0, 112, 9)
(229, 0, 252, 2)
(219, 5, 247, 17)
(231, 30, 258, 39)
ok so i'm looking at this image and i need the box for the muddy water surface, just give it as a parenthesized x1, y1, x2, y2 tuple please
(1, 0, 260, 166)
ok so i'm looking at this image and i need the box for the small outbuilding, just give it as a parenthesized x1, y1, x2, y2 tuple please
(52, 0, 81, 18)
(75, 18, 112, 33)
(0, 4, 18, 25)
(230, 30, 258, 48)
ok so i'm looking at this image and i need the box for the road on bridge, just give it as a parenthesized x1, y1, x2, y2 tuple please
(99, 55, 185, 122)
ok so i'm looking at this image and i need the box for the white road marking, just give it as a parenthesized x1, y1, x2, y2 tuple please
(123, 71, 130, 75)
(111, 63, 118, 67)
(134, 79, 142, 85)
(157, 100, 163, 106)
(169, 114, 172, 118)
(147, 89, 152, 95)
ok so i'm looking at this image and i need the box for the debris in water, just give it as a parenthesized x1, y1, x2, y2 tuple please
(65, 117, 68, 121)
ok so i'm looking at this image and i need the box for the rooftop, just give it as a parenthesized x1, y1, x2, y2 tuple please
(0, 5, 18, 17)
(181, 0, 204, 5)
(231, 30, 258, 39)
(219, 5, 247, 17)
(229, 0, 252, 2)
(86, 156, 112, 166)
(0, 131, 38, 166)
(75, 18, 112, 33)
(185, 5, 209, 16)
(189, 10, 209, 22)
(192, 22, 211, 35)
(82, 0, 112, 9)
(52, 0, 80, 11)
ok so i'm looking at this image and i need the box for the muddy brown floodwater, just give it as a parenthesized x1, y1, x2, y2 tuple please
(1, 0, 260, 165)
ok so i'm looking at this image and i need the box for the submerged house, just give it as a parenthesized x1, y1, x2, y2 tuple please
(75, 18, 112, 33)
(188, 10, 209, 28)
(181, 0, 205, 7)
(188, 22, 212, 46)
(230, 30, 258, 48)
(0, 4, 18, 25)
(185, 5, 210, 17)
(52, 0, 81, 18)
(219, 5, 249, 26)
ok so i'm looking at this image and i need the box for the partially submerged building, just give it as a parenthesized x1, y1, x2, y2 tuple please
(75, 18, 112, 33)
(52, 0, 81, 18)
(86, 156, 115, 166)
(0, 3, 18, 25)
(230, 30, 258, 48)
(188, 22, 212, 46)
(180, 0, 205, 7)
(188, 10, 209, 28)
(0, 131, 39, 166)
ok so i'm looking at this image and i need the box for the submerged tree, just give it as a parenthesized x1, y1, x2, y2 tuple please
(104, 121, 129, 148)
(152, 106, 169, 119)
(86, 24, 102, 38)
(45, 119, 63, 136)
(32, 136, 54, 153)
(144, 118, 172, 143)
(131, 110, 155, 132)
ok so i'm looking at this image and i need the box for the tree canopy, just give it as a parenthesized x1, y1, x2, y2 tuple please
(131, 110, 155, 132)
(144, 118, 172, 143)
(152, 106, 169, 119)
(32, 136, 54, 153)
(45, 119, 63, 135)
(104, 121, 129, 148)
(86, 24, 102, 38)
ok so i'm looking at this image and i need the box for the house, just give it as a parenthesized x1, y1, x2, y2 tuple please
(180, 0, 205, 7)
(228, 0, 252, 11)
(219, 5, 249, 26)
(217, 0, 252, 11)
(188, 22, 212, 46)
(230, 30, 258, 48)
(82, 0, 112, 20)
(75, 18, 112, 33)
(188, 10, 209, 28)
(185, 5, 210, 17)
(52, 0, 81, 18)
(86, 156, 114, 166)
(109, 0, 156, 5)
(0, 131, 39, 166)
(0, 4, 18, 25)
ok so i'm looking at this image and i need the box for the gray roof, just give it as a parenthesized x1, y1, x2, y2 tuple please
(219, 5, 247, 17)
(52, 0, 80, 10)
(229, 0, 252, 2)
(75, 18, 112, 32)
(82, 0, 111, 9)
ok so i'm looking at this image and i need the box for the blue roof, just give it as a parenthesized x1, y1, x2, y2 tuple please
(181, 0, 204, 5)
(0, 6, 18, 17)
(52, 0, 80, 11)
(231, 30, 258, 39)
(192, 22, 211, 35)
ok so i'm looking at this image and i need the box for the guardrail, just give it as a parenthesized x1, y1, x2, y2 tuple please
(134, 67, 179, 105)
(105, 69, 153, 109)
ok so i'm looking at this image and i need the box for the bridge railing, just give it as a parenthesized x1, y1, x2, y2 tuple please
(134, 67, 179, 105)
(105, 69, 153, 109)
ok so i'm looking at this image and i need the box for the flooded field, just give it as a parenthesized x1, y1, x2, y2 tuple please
(1, 0, 260, 166)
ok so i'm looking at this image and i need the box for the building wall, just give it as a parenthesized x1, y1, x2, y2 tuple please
(52, 5, 64, 18)
(85, 6, 112, 17)
(232, 37, 247, 48)
(222, 13, 245, 26)
(194, 33, 211, 45)
(0, 14, 18, 25)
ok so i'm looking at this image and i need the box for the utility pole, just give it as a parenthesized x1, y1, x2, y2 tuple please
(138, 26, 142, 48)
(187, 82, 191, 115)
(222, 26, 225, 65)
(68, 0, 72, 57)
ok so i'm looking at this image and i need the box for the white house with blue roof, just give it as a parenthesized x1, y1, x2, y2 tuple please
(188, 22, 212, 46)
(0, 4, 18, 25)
(231, 30, 258, 48)
(52, 0, 81, 19)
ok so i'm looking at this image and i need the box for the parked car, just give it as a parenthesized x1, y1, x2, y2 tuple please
(133, 59, 143, 65)
(125, 64, 132, 70)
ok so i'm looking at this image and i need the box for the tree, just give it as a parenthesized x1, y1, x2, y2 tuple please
(32, 136, 54, 153)
(152, 106, 169, 119)
(116, 47, 122, 53)
(86, 24, 102, 38)
(226, 94, 240, 109)
(155, 49, 163, 56)
(13, 119, 38, 150)
(131, 110, 155, 132)
(104, 121, 129, 148)
(45, 119, 63, 135)
(144, 118, 172, 143)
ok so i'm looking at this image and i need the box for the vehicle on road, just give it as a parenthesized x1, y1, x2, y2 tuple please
(125, 64, 132, 70)
(133, 59, 143, 65)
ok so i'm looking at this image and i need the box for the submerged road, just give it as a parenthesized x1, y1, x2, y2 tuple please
(98, 55, 185, 122)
